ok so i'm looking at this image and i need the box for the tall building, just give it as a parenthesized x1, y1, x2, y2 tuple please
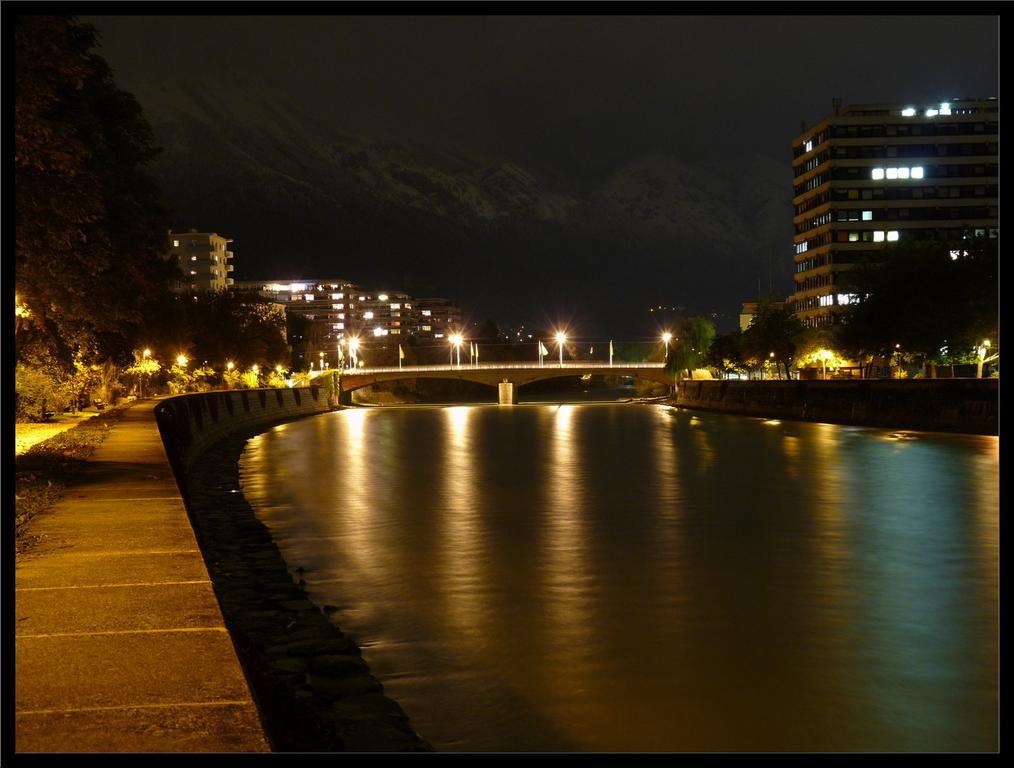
(169, 230, 235, 292)
(790, 98, 998, 328)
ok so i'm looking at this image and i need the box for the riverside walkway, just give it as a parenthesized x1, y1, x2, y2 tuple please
(15, 400, 270, 752)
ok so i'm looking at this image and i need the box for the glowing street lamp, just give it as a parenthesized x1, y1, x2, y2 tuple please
(226, 361, 234, 371)
(977, 338, 992, 379)
(176, 354, 189, 367)
(449, 333, 464, 366)
(143, 348, 152, 359)
(348, 337, 360, 368)
(555, 331, 567, 367)
(662, 331, 672, 359)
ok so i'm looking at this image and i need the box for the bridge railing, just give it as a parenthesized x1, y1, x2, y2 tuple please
(346, 361, 667, 375)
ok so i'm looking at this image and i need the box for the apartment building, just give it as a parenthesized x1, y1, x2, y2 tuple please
(790, 98, 998, 328)
(169, 231, 235, 292)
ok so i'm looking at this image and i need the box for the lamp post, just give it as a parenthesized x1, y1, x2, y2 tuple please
(555, 331, 566, 367)
(226, 360, 234, 389)
(348, 337, 360, 368)
(449, 333, 463, 367)
(977, 339, 991, 379)
(662, 332, 672, 360)
(140, 348, 151, 398)
(769, 351, 776, 380)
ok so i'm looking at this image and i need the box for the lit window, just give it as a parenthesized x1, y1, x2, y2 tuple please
(337, 322, 344, 329)
(434, 333, 444, 339)
(901, 107, 916, 117)
(862, 210, 873, 221)
(364, 311, 374, 319)
(391, 329, 400, 334)
(331, 294, 341, 300)
(886, 168, 899, 180)
(173, 239, 180, 247)
(804, 140, 813, 152)
(190, 270, 197, 275)
(897, 167, 910, 179)
(422, 310, 432, 317)
(390, 303, 401, 310)
(887, 231, 899, 241)
(939, 102, 951, 115)
(422, 325, 432, 331)
(359, 296, 365, 301)
(405, 304, 412, 309)
(873, 231, 886, 242)
(373, 327, 387, 337)
(872, 168, 885, 180)
(925, 108, 938, 117)
(378, 294, 389, 301)
(949, 250, 962, 260)
(911, 167, 924, 179)
(848, 232, 859, 242)
(337, 313, 345, 319)
(305, 294, 314, 301)
(191, 255, 197, 261)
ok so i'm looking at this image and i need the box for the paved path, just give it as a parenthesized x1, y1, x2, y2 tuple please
(15, 401, 270, 752)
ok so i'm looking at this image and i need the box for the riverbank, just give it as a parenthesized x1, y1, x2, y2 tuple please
(151, 389, 430, 751)
(672, 378, 998, 435)
(183, 428, 431, 751)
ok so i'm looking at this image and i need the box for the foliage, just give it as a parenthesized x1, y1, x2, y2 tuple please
(666, 317, 716, 379)
(15, 361, 72, 421)
(266, 370, 288, 388)
(834, 237, 997, 369)
(166, 362, 193, 394)
(741, 302, 805, 379)
(138, 291, 290, 372)
(222, 368, 244, 389)
(15, 16, 176, 371)
(241, 369, 262, 389)
(706, 330, 748, 378)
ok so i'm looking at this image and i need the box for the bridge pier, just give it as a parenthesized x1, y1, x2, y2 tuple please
(498, 381, 517, 405)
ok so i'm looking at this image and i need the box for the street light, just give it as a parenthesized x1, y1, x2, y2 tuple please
(449, 333, 464, 366)
(977, 338, 992, 379)
(555, 331, 567, 367)
(176, 354, 189, 367)
(662, 332, 672, 359)
(226, 361, 234, 370)
(348, 336, 360, 368)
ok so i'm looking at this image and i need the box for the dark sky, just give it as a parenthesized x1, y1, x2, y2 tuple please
(86, 14, 999, 334)
(91, 14, 998, 172)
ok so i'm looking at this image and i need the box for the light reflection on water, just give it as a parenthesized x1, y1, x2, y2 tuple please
(239, 404, 997, 752)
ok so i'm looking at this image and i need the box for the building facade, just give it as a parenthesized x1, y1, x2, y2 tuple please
(790, 99, 998, 328)
(169, 231, 235, 292)
(233, 279, 462, 367)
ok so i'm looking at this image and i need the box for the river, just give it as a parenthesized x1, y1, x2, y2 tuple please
(238, 402, 998, 752)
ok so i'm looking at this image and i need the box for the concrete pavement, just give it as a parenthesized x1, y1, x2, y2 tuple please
(15, 400, 270, 752)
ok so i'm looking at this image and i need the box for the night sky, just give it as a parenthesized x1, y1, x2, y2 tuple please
(86, 14, 998, 336)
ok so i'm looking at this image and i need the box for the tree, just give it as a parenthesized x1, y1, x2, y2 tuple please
(706, 330, 747, 379)
(666, 317, 716, 380)
(741, 302, 804, 379)
(834, 237, 997, 376)
(15, 16, 176, 371)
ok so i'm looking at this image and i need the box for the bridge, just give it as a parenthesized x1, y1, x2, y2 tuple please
(330, 361, 671, 404)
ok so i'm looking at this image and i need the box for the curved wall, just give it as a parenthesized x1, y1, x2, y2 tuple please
(154, 386, 332, 479)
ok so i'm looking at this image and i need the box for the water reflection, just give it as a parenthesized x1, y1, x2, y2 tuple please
(240, 405, 998, 752)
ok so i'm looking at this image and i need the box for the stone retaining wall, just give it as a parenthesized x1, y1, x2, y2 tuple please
(154, 387, 333, 476)
(674, 379, 998, 434)
(152, 389, 431, 751)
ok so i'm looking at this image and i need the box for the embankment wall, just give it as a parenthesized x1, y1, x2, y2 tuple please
(674, 379, 998, 434)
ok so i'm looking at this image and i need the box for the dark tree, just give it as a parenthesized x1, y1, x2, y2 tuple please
(741, 302, 804, 379)
(706, 330, 745, 378)
(834, 237, 997, 374)
(15, 16, 176, 369)
(666, 316, 716, 379)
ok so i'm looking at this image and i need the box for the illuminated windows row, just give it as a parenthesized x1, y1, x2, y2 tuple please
(846, 230, 900, 243)
(871, 166, 924, 180)
(901, 102, 952, 118)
